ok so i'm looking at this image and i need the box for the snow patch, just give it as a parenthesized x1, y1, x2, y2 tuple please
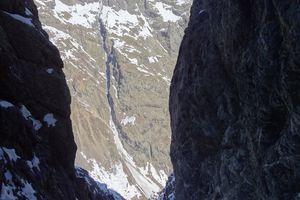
(149, 164, 168, 186)
(43, 113, 57, 127)
(2, 147, 20, 162)
(100, 5, 153, 39)
(162, 76, 171, 85)
(0, 100, 14, 108)
(100, 6, 138, 30)
(113, 40, 125, 49)
(20, 180, 37, 200)
(26, 155, 40, 171)
(96, 182, 124, 200)
(1, 178, 37, 200)
(137, 67, 155, 76)
(1, 183, 17, 200)
(108, 117, 161, 198)
(46, 68, 54, 74)
(148, 56, 159, 63)
(43, 25, 71, 44)
(129, 58, 138, 65)
(121, 116, 136, 126)
(76, 166, 124, 200)
(154, 2, 181, 22)
(4, 171, 13, 181)
(80, 152, 140, 199)
(54, 0, 100, 28)
(4, 12, 34, 27)
(34, 0, 46, 6)
(25, 8, 33, 16)
(20, 105, 42, 131)
(112, 85, 118, 99)
(138, 13, 153, 39)
(91, 161, 140, 199)
(176, 0, 187, 6)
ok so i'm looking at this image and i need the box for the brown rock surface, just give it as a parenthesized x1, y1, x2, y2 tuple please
(34, 0, 192, 198)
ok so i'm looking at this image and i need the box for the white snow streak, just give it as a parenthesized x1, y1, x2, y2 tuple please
(3, 12, 34, 27)
(54, 0, 100, 28)
(0, 100, 14, 108)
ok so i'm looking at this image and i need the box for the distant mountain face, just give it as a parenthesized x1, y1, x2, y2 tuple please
(34, 0, 191, 199)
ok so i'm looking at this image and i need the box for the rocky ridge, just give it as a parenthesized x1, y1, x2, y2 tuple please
(34, 0, 192, 199)
(0, 0, 123, 199)
(170, 0, 300, 199)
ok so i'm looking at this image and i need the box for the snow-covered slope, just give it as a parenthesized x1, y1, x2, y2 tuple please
(34, 0, 191, 199)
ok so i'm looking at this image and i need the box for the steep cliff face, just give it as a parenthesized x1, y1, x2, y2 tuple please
(170, 0, 300, 199)
(0, 1, 122, 199)
(33, 0, 191, 199)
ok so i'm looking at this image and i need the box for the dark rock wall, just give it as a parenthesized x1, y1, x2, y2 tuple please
(170, 0, 300, 199)
(0, 1, 121, 199)
(0, 0, 76, 172)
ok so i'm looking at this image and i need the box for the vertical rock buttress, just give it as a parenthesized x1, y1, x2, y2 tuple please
(170, 0, 300, 199)
(0, 1, 123, 199)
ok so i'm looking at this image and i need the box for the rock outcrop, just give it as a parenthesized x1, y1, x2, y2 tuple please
(170, 0, 300, 199)
(158, 173, 175, 200)
(0, 1, 122, 199)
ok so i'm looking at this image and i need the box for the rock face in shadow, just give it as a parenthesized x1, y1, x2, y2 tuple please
(170, 0, 300, 199)
(0, 0, 123, 199)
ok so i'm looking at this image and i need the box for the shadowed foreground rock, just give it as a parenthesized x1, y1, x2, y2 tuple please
(0, 0, 123, 199)
(170, 0, 300, 199)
